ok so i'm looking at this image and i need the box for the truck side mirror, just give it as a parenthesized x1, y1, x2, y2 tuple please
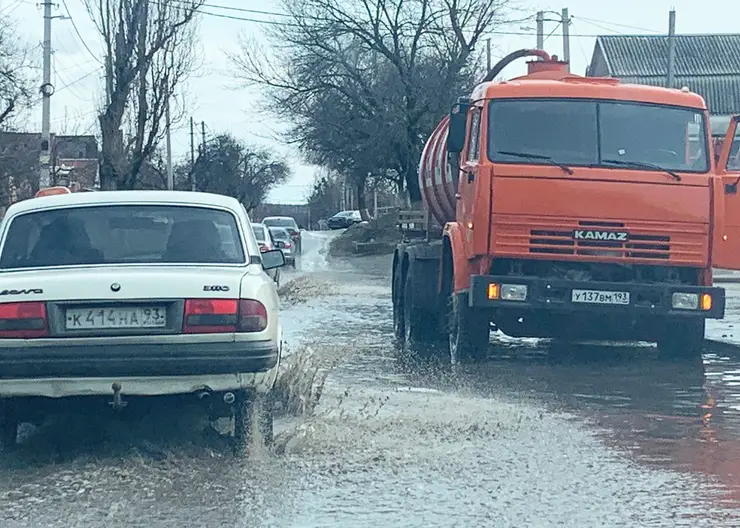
(447, 102, 470, 153)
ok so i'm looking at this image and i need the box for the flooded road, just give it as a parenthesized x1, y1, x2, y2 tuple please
(3, 231, 740, 526)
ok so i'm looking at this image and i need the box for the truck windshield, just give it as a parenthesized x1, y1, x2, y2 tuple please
(0, 205, 246, 269)
(488, 99, 709, 173)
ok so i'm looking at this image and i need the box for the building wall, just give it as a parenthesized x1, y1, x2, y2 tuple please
(587, 46, 609, 77)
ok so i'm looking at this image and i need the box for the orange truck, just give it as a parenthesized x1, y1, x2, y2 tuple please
(392, 49, 740, 363)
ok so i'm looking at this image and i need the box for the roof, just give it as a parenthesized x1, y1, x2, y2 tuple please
(5, 190, 242, 216)
(480, 78, 706, 109)
(594, 34, 740, 77)
(591, 34, 740, 115)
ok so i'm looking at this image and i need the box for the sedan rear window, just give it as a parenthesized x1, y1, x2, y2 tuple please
(269, 228, 290, 241)
(263, 218, 297, 229)
(251, 225, 266, 241)
(0, 205, 246, 269)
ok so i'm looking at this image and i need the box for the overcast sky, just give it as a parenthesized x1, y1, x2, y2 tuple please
(8, 0, 740, 203)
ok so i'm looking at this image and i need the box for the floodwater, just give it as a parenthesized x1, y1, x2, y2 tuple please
(2, 231, 740, 526)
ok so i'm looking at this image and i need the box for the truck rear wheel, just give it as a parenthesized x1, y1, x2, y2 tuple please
(403, 269, 441, 348)
(447, 291, 490, 364)
(657, 320, 705, 361)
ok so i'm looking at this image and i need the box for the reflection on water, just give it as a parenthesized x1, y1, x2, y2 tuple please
(404, 340, 740, 511)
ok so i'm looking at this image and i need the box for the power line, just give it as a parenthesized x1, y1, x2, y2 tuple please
(56, 68, 102, 94)
(28, 68, 102, 106)
(60, 0, 103, 64)
(543, 21, 562, 43)
(573, 16, 662, 34)
(160, 1, 666, 38)
(167, 0, 289, 17)
(53, 62, 87, 102)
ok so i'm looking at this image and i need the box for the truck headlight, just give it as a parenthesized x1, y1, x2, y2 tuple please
(501, 284, 528, 301)
(672, 292, 699, 310)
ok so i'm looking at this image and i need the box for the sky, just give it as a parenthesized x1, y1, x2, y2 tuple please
(7, 0, 740, 203)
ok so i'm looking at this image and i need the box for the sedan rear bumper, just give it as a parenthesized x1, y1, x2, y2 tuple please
(0, 339, 279, 380)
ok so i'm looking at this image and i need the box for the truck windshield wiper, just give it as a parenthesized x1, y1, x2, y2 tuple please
(601, 159, 681, 182)
(497, 150, 574, 175)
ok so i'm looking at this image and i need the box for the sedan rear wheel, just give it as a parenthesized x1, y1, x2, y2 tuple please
(233, 391, 274, 457)
(0, 403, 18, 451)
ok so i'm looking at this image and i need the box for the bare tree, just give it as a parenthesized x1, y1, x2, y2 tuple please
(233, 0, 517, 203)
(83, 0, 203, 190)
(180, 133, 291, 212)
(0, 17, 34, 129)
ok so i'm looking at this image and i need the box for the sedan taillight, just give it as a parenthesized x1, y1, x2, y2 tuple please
(238, 300, 268, 332)
(0, 302, 48, 338)
(183, 298, 267, 333)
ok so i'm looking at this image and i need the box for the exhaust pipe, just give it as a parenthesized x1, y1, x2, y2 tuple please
(223, 392, 235, 404)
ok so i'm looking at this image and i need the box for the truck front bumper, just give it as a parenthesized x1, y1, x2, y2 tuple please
(469, 275, 726, 319)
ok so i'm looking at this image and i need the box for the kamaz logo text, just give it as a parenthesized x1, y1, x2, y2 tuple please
(0, 288, 43, 296)
(573, 230, 629, 241)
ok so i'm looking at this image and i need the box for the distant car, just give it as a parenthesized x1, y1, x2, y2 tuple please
(251, 223, 281, 286)
(269, 227, 296, 268)
(0, 189, 286, 454)
(261, 216, 302, 254)
(327, 210, 362, 230)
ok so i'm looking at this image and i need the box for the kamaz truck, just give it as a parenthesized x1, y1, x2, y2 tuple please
(392, 49, 740, 363)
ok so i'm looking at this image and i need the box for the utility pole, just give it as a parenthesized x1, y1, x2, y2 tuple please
(536, 11, 544, 52)
(165, 101, 173, 190)
(486, 38, 491, 71)
(200, 121, 206, 154)
(39, 0, 54, 189)
(373, 185, 378, 218)
(561, 7, 570, 71)
(189, 117, 195, 191)
(666, 9, 676, 88)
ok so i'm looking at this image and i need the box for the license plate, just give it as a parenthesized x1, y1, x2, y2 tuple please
(571, 289, 630, 305)
(65, 306, 167, 330)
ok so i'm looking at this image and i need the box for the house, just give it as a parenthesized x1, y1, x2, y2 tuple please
(0, 133, 99, 208)
(587, 34, 740, 137)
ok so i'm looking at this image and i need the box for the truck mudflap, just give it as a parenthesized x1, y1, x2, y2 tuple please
(468, 275, 726, 319)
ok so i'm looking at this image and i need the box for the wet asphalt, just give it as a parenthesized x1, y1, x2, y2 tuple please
(2, 231, 740, 526)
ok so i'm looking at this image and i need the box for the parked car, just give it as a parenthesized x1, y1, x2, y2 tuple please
(0, 189, 285, 454)
(327, 210, 362, 230)
(261, 216, 302, 254)
(251, 222, 281, 286)
(269, 227, 296, 268)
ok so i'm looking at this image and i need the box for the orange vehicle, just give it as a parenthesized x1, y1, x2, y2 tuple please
(393, 49, 740, 363)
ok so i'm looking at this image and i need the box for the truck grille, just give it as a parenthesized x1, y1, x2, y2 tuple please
(492, 215, 707, 265)
(530, 221, 670, 260)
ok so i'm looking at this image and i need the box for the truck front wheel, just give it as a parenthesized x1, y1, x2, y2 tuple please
(656, 320, 705, 361)
(447, 291, 490, 364)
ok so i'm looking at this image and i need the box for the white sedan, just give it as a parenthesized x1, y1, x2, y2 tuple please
(0, 189, 285, 454)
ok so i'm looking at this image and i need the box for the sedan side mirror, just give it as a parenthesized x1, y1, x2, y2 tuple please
(261, 249, 285, 270)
